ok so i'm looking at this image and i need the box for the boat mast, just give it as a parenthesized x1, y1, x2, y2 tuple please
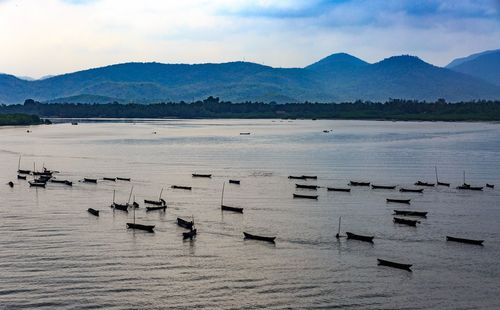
(336, 216, 341, 239)
(127, 186, 134, 205)
(159, 187, 163, 200)
(463, 171, 466, 184)
(112, 190, 116, 204)
(18, 155, 21, 170)
(435, 166, 439, 183)
(133, 196, 136, 224)
(221, 182, 225, 206)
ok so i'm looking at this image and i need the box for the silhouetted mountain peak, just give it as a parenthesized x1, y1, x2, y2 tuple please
(376, 55, 429, 67)
(446, 50, 500, 86)
(446, 49, 500, 68)
(306, 52, 368, 71)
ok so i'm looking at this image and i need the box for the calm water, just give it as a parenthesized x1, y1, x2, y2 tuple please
(1, 119, 499, 309)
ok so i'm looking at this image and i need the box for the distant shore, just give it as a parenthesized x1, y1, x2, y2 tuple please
(0, 113, 50, 126)
(1, 98, 500, 122)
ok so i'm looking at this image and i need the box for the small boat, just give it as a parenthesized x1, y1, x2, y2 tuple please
(116, 177, 131, 181)
(393, 217, 419, 226)
(229, 179, 240, 185)
(393, 210, 427, 217)
(293, 193, 318, 199)
(29, 181, 46, 188)
(112, 203, 129, 212)
(386, 198, 411, 204)
(446, 236, 483, 245)
(221, 205, 244, 213)
(377, 258, 412, 271)
(192, 173, 211, 178)
(171, 185, 192, 190)
(18, 169, 31, 174)
(83, 178, 97, 183)
(126, 223, 155, 232)
(303, 175, 317, 179)
(437, 181, 450, 187)
(295, 184, 318, 190)
(103, 177, 116, 181)
(183, 228, 197, 240)
(415, 181, 435, 187)
(239, 132, 251, 135)
(144, 199, 163, 206)
(323, 130, 329, 133)
(399, 188, 423, 193)
(486, 183, 494, 189)
(457, 184, 483, 191)
(146, 205, 166, 212)
(371, 185, 396, 189)
(288, 175, 307, 180)
(327, 187, 351, 192)
(346, 232, 374, 243)
(33, 171, 52, 176)
(243, 232, 276, 243)
(177, 217, 194, 229)
(349, 181, 370, 186)
(87, 208, 99, 216)
(50, 179, 72, 186)
(17, 175, 27, 180)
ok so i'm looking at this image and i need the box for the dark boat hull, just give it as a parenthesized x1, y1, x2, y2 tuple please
(415, 181, 435, 187)
(221, 205, 244, 213)
(393, 210, 427, 217)
(302, 175, 317, 179)
(87, 208, 99, 216)
(192, 174, 211, 178)
(29, 182, 46, 188)
(400, 188, 423, 193)
(486, 183, 494, 189)
(327, 187, 351, 192)
(144, 199, 163, 206)
(112, 203, 128, 212)
(18, 169, 31, 174)
(372, 185, 396, 189)
(103, 177, 116, 181)
(116, 177, 131, 181)
(127, 223, 155, 232)
(243, 232, 276, 243)
(50, 179, 72, 186)
(377, 259, 412, 271)
(457, 185, 483, 191)
(17, 175, 27, 180)
(295, 184, 318, 190)
(293, 193, 318, 199)
(350, 181, 370, 186)
(446, 236, 483, 245)
(146, 206, 166, 211)
(229, 180, 240, 184)
(171, 185, 192, 190)
(288, 176, 307, 180)
(177, 217, 194, 229)
(183, 229, 197, 239)
(393, 217, 418, 226)
(386, 198, 411, 204)
(437, 182, 450, 187)
(83, 178, 97, 183)
(346, 232, 374, 243)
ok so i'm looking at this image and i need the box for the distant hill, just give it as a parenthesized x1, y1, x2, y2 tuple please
(446, 50, 500, 86)
(1, 53, 500, 104)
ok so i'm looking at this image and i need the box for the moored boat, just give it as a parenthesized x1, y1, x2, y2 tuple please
(399, 188, 423, 193)
(192, 173, 211, 178)
(17, 175, 27, 180)
(437, 181, 450, 186)
(83, 178, 97, 183)
(103, 177, 116, 181)
(87, 208, 99, 216)
(18, 169, 31, 174)
(293, 193, 318, 199)
(446, 236, 483, 245)
(457, 184, 483, 191)
(144, 199, 163, 206)
(386, 198, 411, 204)
(50, 179, 72, 186)
(302, 175, 317, 179)
(295, 184, 318, 190)
(371, 185, 396, 189)
(243, 232, 276, 243)
(112, 203, 129, 212)
(177, 217, 194, 229)
(171, 185, 192, 190)
(393, 217, 419, 226)
(288, 175, 307, 180)
(146, 205, 166, 212)
(229, 179, 240, 184)
(221, 205, 244, 213)
(415, 181, 435, 187)
(377, 258, 412, 271)
(486, 183, 494, 189)
(116, 177, 131, 181)
(28, 181, 45, 188)
(349, 181, 370, 186)
(126, 223, 155, 232)
(346, 232, 374, 243)
(393, 210, 427, 217)
(183, 228, 197, 240)
(327, 187, 351, 192)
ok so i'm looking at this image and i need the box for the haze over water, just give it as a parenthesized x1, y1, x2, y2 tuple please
(1, 119, 499, 309)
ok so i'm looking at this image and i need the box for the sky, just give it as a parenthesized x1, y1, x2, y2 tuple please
(0, 0, 499, 78)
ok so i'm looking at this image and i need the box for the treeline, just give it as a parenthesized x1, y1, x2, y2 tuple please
(1, 97, 500, 121)
(0, 113, 49, 126)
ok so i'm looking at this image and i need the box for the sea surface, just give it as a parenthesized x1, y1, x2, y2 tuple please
(0, 119, 499, 309)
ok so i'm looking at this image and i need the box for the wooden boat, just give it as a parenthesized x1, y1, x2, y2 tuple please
(393, 217, 419, 226)
(18, 169, 31, 174)
(50, 179, 72, 186)
(221, 205, 244, 213)
(295, 184, 318, 190)
(346, 232, 374, 243)
(349, 181, 370, 186)
(399, 188, 423, 193)
(126, 223, 155, 232)
(229, 179, 240, 184)
(146, 205, 166, 212)
(177, 217, 194, 229)
(17, 175, 27, 180)
(457, 184, 483, 191)
(183, 228, 197, 240)
(371, 185, 396, 189)
(87, 208, 99, 216)
(386, 198, 411, 204)
(192, 173, 211, 178)
(437, 181, 450, 186)
(288, 175, 307, 180)
(103, 177, 116, 181)
(83, 178, 97, 183)
(415, 181, 435, 187)
(29, 181, 46, 188)
(302, 175, 317, 179)
(446, 236, 483, 245)
(486, 183, 495, 189)
(393, 210, 427, 217)
(116, 177, 131, 181)
(239, 132, 251, 135)
(243, 232, 276, 243)
(33, 171, 52, 176)
(144, 199, 163, 206)
(112, 203, 129, 212)
(171, 185, 192, 190)
(377, 258, 412, 271)
(293, 193, 318, 199)
(327, 187, 351, 192)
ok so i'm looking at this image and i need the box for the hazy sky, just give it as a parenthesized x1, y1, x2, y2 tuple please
(1, 0, 499, 78)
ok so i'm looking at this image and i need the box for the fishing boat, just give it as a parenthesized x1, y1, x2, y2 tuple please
(33, 171, 52, 176)
(456, 184, 483, 191)
(446, 236, 483, 245)
(18, 169, 31, 174)
(486, 183, 494, 189)
(116, 177, 131, 181)
(177, 217, 194, 229)
(371, 185, 396, 189)
(293, 193, 318, 199)
(377, 259, 412, 271)
(303, 175, 317, 179)
(192, 173, 212, 178)
(243, 232, 276, 243)
(103, 177, 116, 181)
(87, 208, 99, 216)
(393, 210, 427, 217)
(171, 185, 192, 190)
(183, 228, 197, 240)
(346, 232, 374, 243)
(239, 132, 251, 135)
(327, 187, 351, 192)
(415, 181, 435, 187)
(386, 198, 411, 204)
(17, 175, 27, 180)
(229, 179, 240, 184)
(110, 189, 130, 212)
(393, 217, 419, 226)
(145, 188, 166, 206)
(399, 188, 423, 193)
(29, 181, 45, 188)
(220, 182, 244, 213)
(126, 223, 155, 232)
(295, 184, 318, 190)
(50, 179, 72, 186)
(288, 175, 307, 180)
(435, 167, 450, 186)
(146, 205, 166, 211)
(83, 178, 97, 183)
(349, 181, 370, 186)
